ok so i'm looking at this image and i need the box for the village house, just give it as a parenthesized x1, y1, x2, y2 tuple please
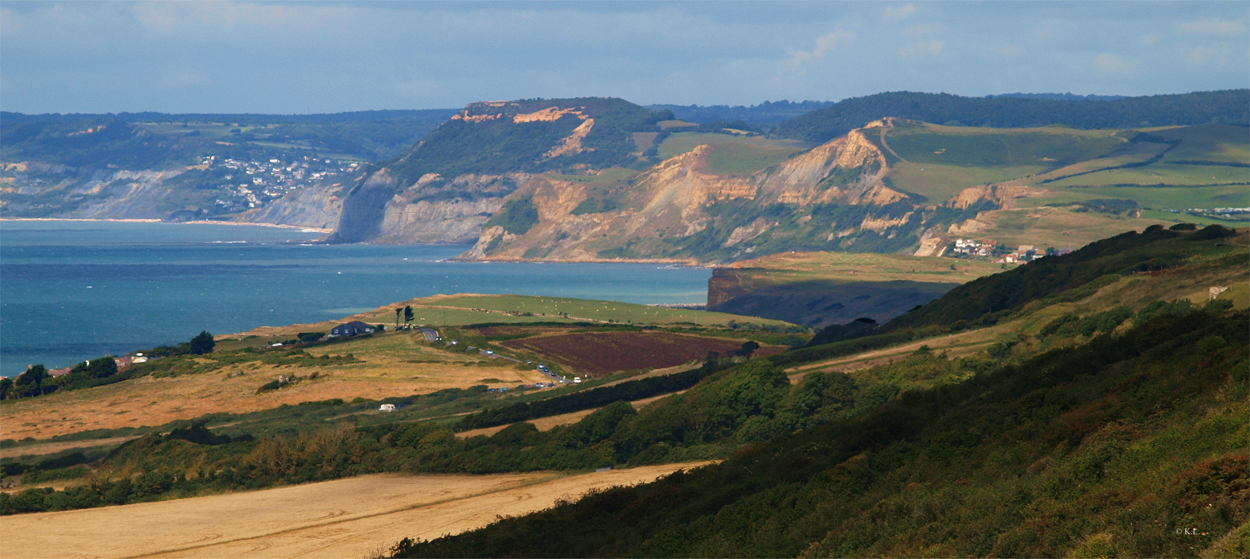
(330, 321, 375, 337)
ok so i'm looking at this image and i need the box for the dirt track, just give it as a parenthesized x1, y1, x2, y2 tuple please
(0, 463, 710, 559)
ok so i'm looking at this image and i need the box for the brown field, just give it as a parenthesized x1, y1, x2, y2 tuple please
(500, 331, 785, 376)
(0, 463, 710, 559)
(1, 332, 550, 441)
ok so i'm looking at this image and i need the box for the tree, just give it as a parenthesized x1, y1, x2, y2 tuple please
(396, 308, 402, 328)
(87, 357, 118, 379)
(0, 377, 13, 400)
(189, 331, 215, 355)
(735, 341, 760, 357)
(15, 365, 49, 396)
(404, 305, 414, 325)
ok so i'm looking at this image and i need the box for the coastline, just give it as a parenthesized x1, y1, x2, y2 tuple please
(0, 217, 333, 234)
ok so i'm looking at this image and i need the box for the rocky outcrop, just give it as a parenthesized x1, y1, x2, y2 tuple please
(327, 170, 400, 243)
(945, 183, 1045, 210)
(246, 186, 342, 230)
(375, 197, 506, 244)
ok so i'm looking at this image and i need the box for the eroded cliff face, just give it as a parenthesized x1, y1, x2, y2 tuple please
(468, 120, 947, 263)
(329, 98, 659, 245)
(245, 186, 342, 230)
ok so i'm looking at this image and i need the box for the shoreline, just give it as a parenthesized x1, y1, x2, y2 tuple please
(0, 217, 333, 234)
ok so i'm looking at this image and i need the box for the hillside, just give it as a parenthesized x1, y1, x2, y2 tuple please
(775, 90, 1250, 143)
(0, 110, 454, 225)
(327, 98, 672, 243)
(3, 93, 1245, 262)
(384, 224, 1248, 558)
(707, 251, 1004, 327)
(460, 116, 1245, 263)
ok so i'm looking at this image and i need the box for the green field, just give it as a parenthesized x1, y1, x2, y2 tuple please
(729, 250, 1004, 285)
(1149, 123, 1250, 163)
(882, 124, 1125, 168)
(888, 161, 1045, 202)
(1046, 163, 1247, 189)
(655, 132, 812, 175)
(420, 295, 795, 328)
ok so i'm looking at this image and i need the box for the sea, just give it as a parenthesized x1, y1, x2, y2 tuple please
(0, 220, 712, 378)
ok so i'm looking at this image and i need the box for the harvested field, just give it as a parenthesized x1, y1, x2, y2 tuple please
(0, 463, 709, 559)
(500, 331, 785, 376)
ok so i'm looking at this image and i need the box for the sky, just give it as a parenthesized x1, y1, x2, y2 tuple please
(2, 1, 1247, 114)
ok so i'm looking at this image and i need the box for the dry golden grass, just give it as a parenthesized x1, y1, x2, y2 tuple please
(727, 250, 1003, 284)
(0, 463, 710, 559)
(0, 437, 136, 462)
(0, 333, 550, 441)
(966, 207, 1179, 250)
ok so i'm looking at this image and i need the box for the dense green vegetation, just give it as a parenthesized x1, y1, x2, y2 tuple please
(484, 195, 540, 235)
(648, 100, 834, 125)
(395, 306, 1246, 558)
(1, 109, 456, 163)
(775, 90, 1250, 143)
(384, 98, 669, 187)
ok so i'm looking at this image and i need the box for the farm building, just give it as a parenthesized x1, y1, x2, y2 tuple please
(330, 321, 375, 337)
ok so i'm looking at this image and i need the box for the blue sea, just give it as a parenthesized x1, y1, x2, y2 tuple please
(0, 220, 711, 377)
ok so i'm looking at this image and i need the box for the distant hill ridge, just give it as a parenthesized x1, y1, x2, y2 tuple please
(0, 109, 460, 125)
(776, 90, 1250, 142)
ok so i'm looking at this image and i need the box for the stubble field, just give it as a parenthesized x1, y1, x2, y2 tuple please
(0, 463, 710, 559)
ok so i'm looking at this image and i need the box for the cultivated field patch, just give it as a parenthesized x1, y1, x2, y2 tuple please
(0, 463, 709, 559)
(500, 331, 784, 376)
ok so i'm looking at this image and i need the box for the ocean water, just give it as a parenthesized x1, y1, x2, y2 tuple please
(0, 220, 711, 377)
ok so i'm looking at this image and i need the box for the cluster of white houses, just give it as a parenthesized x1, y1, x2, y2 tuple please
(950, 238, 1073, 264)
(199, 154, 360, 211)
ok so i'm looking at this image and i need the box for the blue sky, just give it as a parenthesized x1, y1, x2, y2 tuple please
(2, 1, 1246, 114)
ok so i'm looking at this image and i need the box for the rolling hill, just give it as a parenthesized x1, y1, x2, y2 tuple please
(4, 92, 1245, 263)
(2, 225, 1245, 559)
(386, 224, 1249, 558)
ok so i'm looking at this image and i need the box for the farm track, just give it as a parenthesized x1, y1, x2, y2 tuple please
(1, 463, 711, 559)
(455, 390, 688, 439)
(786, 327, 1004, 377)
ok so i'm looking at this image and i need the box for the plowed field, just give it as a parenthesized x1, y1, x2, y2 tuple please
(500, 331, 784, 376)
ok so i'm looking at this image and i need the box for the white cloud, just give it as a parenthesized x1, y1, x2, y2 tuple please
(883, 3, 917, 22)
(1174, 18, 1247, 37)
(791, 29, 857, 63)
